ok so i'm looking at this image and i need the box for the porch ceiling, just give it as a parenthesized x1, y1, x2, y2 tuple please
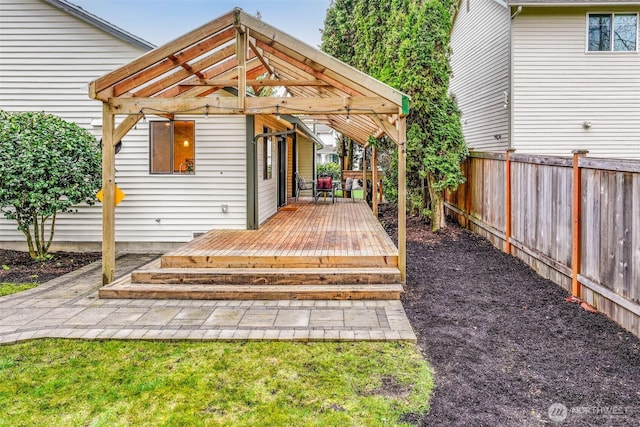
(89, 8, 409, 145)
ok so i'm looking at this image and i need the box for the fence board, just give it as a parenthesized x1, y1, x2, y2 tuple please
(633, 174, 640, 304)
(580, 157, 640, 173)
(581, 169, 601, 282)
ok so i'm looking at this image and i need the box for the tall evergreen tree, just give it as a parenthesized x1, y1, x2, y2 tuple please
(322, 0, 467, 230)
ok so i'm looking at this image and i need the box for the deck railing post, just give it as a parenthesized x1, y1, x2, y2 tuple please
(505, 149, 515, 254)
(571, 149, 588, 297)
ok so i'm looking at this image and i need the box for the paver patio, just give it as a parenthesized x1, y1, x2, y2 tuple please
(0, 254, 416, 345)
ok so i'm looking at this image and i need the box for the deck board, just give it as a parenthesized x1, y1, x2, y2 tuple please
(163, 199, 397, 260)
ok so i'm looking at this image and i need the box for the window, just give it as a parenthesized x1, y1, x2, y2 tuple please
(263, 126, 273, 180)
(588, 13, 638, 52)
(150, 121, 195, 174)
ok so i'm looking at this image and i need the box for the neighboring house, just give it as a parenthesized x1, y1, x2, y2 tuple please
(0, 0, 321, 250)
(311, 122, 340, 165)
(449, 0, 640, 159)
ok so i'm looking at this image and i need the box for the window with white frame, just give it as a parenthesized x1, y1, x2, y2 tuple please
(588, 13, 638, 52)
(149, 120, 195, 174)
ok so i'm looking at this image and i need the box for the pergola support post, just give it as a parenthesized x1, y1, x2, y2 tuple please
(362, 144, 368, 207)
(101, 104, 116, 284)
(236, 26, 247, 111)
(372, 146, 378, 217)
(398, 116, 407, 283)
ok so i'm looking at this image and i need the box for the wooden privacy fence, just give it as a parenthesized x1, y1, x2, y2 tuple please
(445, 151, 640, 337)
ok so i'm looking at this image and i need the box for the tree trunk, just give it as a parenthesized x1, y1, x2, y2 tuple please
(19, 225, 36, 259)
(421, 173, 429, 219)
(44, 213, 56, 254)
(427, 173, 446, 232)
(347, 139, 354, 171)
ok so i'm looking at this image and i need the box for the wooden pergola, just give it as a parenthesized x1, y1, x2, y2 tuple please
(89, 8, 408, 285)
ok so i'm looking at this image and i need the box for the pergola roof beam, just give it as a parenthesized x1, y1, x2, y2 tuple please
(91, 12, 234, 95)
(237, 10, 405, 106)
(109, 96, 399, 116)
(111, 27, 236, 98)
(255, 40, 364, 98)
(133, 44, 237, 98)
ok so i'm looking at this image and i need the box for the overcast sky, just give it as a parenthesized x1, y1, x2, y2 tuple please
(72, 0, 332, 48)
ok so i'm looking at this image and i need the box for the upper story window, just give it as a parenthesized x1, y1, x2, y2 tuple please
(588, 13, 638, 52)
(149, 120, 195, 174)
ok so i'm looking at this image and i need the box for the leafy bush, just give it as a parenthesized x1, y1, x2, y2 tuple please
(0, 111, 101, 259)
(317, 162, 341, 180)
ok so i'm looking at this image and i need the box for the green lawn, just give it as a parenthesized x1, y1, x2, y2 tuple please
(334, 189, 364, 199)
(0, 340, 433, 426)
(0, 282, 38, 297)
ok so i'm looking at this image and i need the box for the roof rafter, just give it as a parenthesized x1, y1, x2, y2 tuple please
(90, 12, 234, 96)
(111, 27, 236, 98)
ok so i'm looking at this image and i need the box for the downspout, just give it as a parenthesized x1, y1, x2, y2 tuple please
(508, 6, 523, 149)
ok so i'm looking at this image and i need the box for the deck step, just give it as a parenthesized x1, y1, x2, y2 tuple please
(131, 267, 402, 286)
(160, 255, 398, 269)
(99, 282, 404, 300)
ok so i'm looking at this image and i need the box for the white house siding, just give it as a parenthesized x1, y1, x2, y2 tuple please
(112, 115, 247, 243)
(0, 0, 145, 120)
(0, 0, 143, 247)
(512, 6, 640, 159)
(256, 117, 279, 225)
(287, 137, 295, 198)
(449, 0, 511, 151)
(0, 0, 248, 247)
(297, 137, 315, 198)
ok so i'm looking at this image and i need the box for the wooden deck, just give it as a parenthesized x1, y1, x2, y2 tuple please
(100, 199, 402, 300)
(163, 199, 398, 268)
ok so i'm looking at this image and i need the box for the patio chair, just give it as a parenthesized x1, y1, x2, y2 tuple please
(343, 177, 355, 202)
(314, 173, 335, 203)
(294, 172, 312, 201)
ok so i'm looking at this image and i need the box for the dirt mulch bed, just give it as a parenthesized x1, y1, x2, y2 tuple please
(0, 249, 101, 284)
(380, 205, 640, 426)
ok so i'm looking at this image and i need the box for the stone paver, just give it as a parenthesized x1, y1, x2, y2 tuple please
(0, 254, 416, 345)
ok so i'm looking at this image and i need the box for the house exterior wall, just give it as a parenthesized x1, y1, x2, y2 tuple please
(297, 137, 315, 198)
(0, 0, 248, 249)
(449, 0, 511, 151)
(255, 116, 280, 225)
(0, 0, 145, 119)
(111, 115, 247, 243)
(511, 5, 640, 158)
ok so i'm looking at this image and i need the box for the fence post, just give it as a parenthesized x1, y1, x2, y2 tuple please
(571, 150, 588, 297)
(505, 149, 515, 254)
(465, 153, 473, 229)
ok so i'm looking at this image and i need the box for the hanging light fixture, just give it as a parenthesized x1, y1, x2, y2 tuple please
(345, 107, 351, 124)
